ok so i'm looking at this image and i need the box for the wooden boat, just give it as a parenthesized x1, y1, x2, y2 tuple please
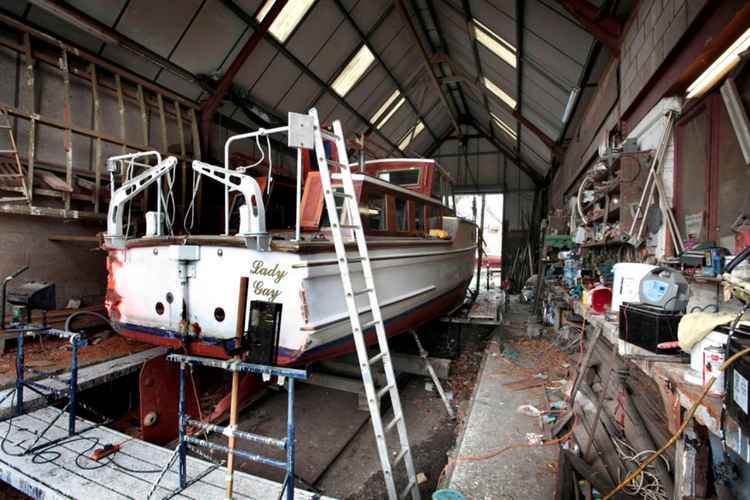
(103, 114, 476, 367)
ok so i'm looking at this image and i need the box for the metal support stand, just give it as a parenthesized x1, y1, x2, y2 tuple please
(0, 325, 90, 452)
(409, 330, 454, 419)
(164, 354, 308, 500)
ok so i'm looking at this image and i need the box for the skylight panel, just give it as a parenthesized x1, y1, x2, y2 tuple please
(490, 112, 517, 141)
(257, 0, 316, 43)
(472, 19, 517, 68)
(331, 45, 376, 97)
(399, 121, 425, 150)
(376, 97, 406, 129)
(371, 90, 401, 125)
(483, 77, 517, 109)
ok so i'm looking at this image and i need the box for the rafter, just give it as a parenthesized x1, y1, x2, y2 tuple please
(200, 0, 287, 153)
(555, 0, 622, 55)
(395, 0, 462, 138)
(219, 0, 402, 152)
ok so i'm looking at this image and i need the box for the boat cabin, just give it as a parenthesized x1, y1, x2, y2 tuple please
(297, 158, 455, 237)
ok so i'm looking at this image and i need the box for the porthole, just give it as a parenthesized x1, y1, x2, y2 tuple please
(214, 307, 225, 322)
(166, 292, 174, 304)
(155, 302, 165, 315)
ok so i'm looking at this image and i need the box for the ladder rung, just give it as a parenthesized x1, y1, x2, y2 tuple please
(0, 149, 17, 154)
(338, 224, 360, 230)
(0, 174, 23, 178)
(368, 352, 386, 365)
(0, 197, 28, 202)
(360, 319, 380, 330)
(377, 384, 393, 400)
(385, 414, 401, 433)
(333, 191, 354, 199)
(399, 477, 416, 499)
(327, 159, 349, 169)
(349, 288, 372, 297)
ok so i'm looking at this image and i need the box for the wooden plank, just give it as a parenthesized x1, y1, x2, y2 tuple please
(0, 407, 327, 500)
(38, 170, 73, 192)
(90, 63, 102, 213)
(60, 48, 73, 210)
(114, 74, 126, 157)
(23, 32, 35, 206)
(0, 203, 105, 220)
(136, 84, 149, 211)
(0, 347, 168, 418)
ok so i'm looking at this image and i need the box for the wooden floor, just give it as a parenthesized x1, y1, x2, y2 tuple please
(0, 407, 329, 499)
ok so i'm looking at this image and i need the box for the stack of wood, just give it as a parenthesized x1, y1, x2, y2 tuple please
(554, 326, 674, 500)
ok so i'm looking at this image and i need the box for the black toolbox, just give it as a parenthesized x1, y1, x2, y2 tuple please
(619, 302, 683, 352)
(725, 325, 750, 434)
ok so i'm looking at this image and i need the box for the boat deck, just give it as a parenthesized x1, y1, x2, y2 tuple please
(0, 406, 329, 499)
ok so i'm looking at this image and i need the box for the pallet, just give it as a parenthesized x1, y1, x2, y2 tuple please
(0, 407, 329, 499)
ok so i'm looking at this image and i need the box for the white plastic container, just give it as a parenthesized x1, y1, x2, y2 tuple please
(690, 330, 728, 373)
(611, 263, 656, 312)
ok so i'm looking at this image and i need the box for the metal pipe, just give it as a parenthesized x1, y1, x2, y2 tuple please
(286, 378, 296, 500)
(295, 148, 302, 241)
(1, 265, 29, 330)
(184, 436, 288, 469)
(178, 362, 187, 488)
(223, 127, 289, 235)
(15, 331, 24, 416)
(68, 335, 79, 435)
(167, 354, 309, 380)
(185, 418, 286, 449)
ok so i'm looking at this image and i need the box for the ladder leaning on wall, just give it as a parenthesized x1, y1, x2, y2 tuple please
(310, 108, 420, 500)
(0, 108, 30, 204)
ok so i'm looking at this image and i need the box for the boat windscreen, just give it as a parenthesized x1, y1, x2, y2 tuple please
(377, 168, 420, 186)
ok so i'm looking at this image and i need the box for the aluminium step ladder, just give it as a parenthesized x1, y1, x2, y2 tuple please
(310, 109, 420, 500)
(0, 108, 30, 204)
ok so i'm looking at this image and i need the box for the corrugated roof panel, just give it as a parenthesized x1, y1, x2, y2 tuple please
(306, 14, 359, 82)
(275, 73, 322, 114)
(68, 0, 128, 26)
(116, 0, 203, 58)
(285, 1, 346, 66)
(368, 9, 402, 57)
(520, 105, 559, 144)
(169, 0, 247, 76)
(345, 65, 388, 111)
(100, 44, 161, 80)
(347, 0, 392, 35)
(232, 39, 279, 90)
(315, 93, 339, 124)
(26, 6, 103, 51)
(250, 55, 301, 109)
(155, 71, 204, 102)
(469, 0, 516, 47)
(3, 0, 27, 17)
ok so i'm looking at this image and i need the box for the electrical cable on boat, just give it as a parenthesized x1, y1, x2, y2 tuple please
(603, 346, 750, 499)
(63, 310, 114, 333)
(183, 171, 202, 236)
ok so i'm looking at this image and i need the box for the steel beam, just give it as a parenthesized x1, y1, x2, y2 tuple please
(395, 0, 462, 138)
(200, 0, 287, 154)
(555, 0, 622, 55)
(219, 0, 402, 153)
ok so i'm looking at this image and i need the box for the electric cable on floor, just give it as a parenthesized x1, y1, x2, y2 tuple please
(603, 346, 750, 499)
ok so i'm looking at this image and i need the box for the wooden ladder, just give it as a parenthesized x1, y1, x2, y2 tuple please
(0, 108, 30, 204)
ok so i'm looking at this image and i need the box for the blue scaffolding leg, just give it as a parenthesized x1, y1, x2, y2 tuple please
(68, 335, 79, 435)
(286, 377, 295, 500)
(15, 332, 24, 416)
(178, 362, 187, 489)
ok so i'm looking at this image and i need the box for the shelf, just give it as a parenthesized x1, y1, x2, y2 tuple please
(580, 238, 630, 249)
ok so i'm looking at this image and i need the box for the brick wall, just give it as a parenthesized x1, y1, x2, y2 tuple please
(550, 0, 711, 209)
(0, 215, 106, 309)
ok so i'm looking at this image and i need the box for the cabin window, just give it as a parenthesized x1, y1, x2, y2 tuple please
(415, 202, 425, 231)
(431, 172, 443, 199)
(395, 198, 408, 231)
(429, 206, 442, 229)
(364, 195, 386, 230)
(377, 168, 420, 186)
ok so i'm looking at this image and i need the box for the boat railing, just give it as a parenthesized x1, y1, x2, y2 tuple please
(222, 112, 317, 241)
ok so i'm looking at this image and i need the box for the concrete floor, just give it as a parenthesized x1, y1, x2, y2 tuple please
(447, 300, 561, 499)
